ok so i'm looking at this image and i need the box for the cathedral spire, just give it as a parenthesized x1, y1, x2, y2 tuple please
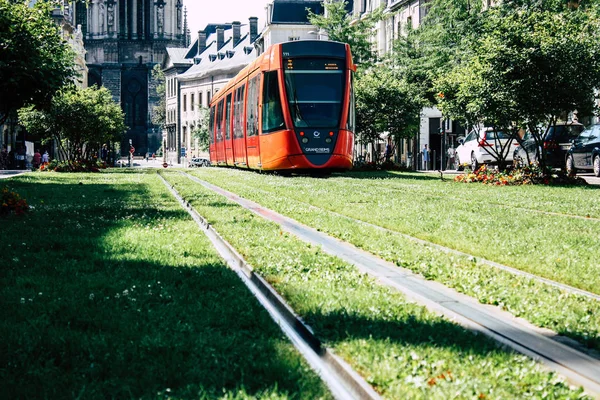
(183, 6, 190, 47)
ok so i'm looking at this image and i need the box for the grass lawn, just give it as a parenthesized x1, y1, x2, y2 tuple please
(187, 168, 600, 352)
(162, 170, 590, 399)
(0, 171, 330, 399)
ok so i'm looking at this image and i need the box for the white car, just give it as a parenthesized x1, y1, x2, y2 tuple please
(455, 128, 517, 171)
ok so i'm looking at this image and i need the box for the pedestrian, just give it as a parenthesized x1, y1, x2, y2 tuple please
(8, 148, 15, 169)
(16, 146, 26, 170)
(447, 146, 456, 170)
(101, 144, 108, 162)
(32, 149, 41, 169)
(384, 141, 392, 163)
(42, 150, 50, 164)
(0, 146, 7, 170)
(421, 144, 430, 170)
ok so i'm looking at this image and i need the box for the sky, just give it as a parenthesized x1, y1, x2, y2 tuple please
(185, 0, 270, 37)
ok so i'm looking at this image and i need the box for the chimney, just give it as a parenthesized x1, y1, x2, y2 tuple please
(217, 27, 224, 50)
(197, 30, 207, 55)
(249, 17, 258, 43)
(232, 21, 241, 46)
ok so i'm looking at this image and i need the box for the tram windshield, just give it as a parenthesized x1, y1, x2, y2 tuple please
(284, 58, 345, 128)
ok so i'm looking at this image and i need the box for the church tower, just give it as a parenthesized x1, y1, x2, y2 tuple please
(80, 0, 186, 156)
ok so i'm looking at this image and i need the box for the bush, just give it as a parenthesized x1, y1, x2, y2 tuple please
(1, 187, 29, 216)
(39, 159, 108, 173)
(454, 165, 586, 186)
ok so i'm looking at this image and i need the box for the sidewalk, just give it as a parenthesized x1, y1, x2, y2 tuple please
(0, 170, 29, 179)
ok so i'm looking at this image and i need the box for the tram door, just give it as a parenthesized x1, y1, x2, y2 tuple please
(224, 93, 234, 166)
(246, 74, 261, 168)
(215, 100, 226, 164)
(233, 85, 248, 167)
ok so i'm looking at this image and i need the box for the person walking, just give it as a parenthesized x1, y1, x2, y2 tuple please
(32, 149, 41, 169)
(421, 144, 430, 170)
(42, 150, 50, 164)
(0, 146, 7, 170)
(447, 146, 456, 170)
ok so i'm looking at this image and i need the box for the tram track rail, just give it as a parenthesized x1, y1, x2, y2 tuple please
(190, 173, 600, 302)
(333, 178, 600, 222)
(157, 172, 382, 400)
(179, 171, 600, 398)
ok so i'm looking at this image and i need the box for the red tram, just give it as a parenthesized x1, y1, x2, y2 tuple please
(208, 40, 356, 172)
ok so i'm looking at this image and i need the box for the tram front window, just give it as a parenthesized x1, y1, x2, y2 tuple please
(284, 58, 345, 128)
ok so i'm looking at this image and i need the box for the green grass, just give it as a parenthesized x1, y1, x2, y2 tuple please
(162, 170, 590, 399)
(0, 171, 331, 399)
(186, 168, 600, 352)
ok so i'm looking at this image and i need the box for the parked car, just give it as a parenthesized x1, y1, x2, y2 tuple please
(455, 128, 517, 171)
(190, 157, 211, 167)
(565, 124, 600, 177)
(513, 122, 584, 169)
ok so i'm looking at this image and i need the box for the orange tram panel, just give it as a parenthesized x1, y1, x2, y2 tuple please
(208, 40, 356, 172)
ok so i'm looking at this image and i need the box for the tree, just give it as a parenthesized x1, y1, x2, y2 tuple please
(307, 0, 384, 68)
(434, 2, 600, 170)
(18, 85, 126, 163)
(151, 64, 166, 129)
(0, 0, 76, 125)
(192, 107, 210, 152)
(355, 65, 422, 162)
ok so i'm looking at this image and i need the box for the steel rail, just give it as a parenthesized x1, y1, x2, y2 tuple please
(185, 173, 600, 399)
(157, 172, 381, 400)
(200, 176, 600, 302)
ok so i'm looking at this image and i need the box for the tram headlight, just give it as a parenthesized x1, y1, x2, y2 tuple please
(325, 137, 332, 144)
(301, 137, 309, 144)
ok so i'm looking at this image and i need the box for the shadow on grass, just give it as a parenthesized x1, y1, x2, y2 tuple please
(0, 175, 328, 399)
(305, 309, 512, 357)
(332, 170, 446, 182)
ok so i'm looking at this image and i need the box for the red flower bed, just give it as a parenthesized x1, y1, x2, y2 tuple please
(454, 165, 585, 186)
(1, 187, 29, 216)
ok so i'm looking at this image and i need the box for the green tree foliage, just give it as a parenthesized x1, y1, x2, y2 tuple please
(355, 65, 422, 161)
(307, 0, 383, 67)
(0, 0, 76, 125)
(18, 85, 126, 163)
(435, 2, 600, 169)
(151, 64, 166, 129)
(192, 107, 210, 151)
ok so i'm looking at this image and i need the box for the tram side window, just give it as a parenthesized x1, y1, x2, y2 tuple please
(234, 85, 246, 139)
(216, 100, 224, 142)
(209, 106, 215, 144)
(225, 93, 232, 140)
(247, 75, 261, 137)
(347, 72, 355, 132)
(262, 71, 285, 133)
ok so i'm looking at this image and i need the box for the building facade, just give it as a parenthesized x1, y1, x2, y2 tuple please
(81, 0, 187, 156)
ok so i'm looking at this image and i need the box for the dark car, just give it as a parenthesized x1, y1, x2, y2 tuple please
(566, 124, 600, 177)
(190, 157, 211, 167)
(513, 122, 584, 169)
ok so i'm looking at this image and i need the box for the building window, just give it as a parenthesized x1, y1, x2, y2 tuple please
(182, 126, 187, 147)
(191, 93, 195, 111)
(199, 92, 203, 107)
(183, 94, 187, 112)
(207, 91, 211, 105)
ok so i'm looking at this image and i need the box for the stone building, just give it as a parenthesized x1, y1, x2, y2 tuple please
(80, 0, 188, 156)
